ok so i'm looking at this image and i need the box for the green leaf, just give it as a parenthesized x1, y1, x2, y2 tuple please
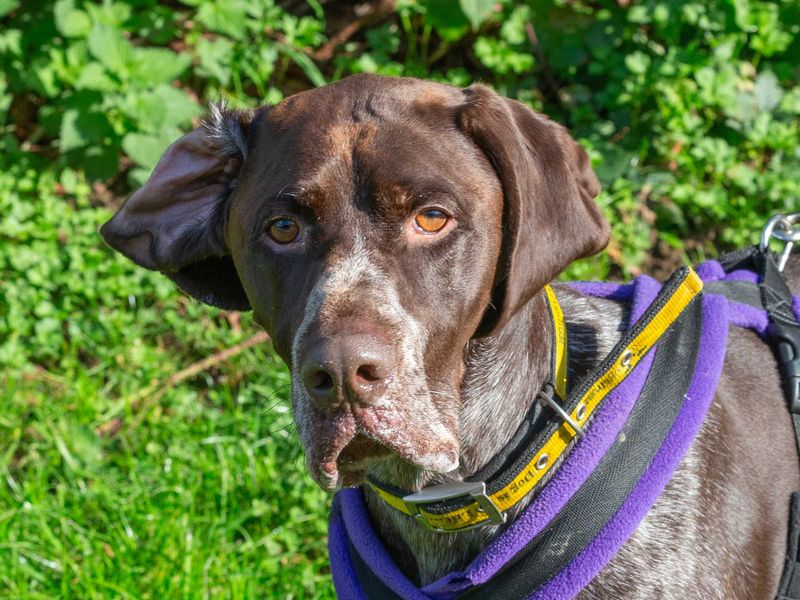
(75, 62, 117, 91)
(625, 51, 651, 75)
(81, 142, 120, 180)
(197, 0, 247, 38)
(129, 48, 191, 87)
(59, 101, 113, 153)
(87, 23, 133, 74)
(0, 0, 19, 18)
(283, 46, 325, 87)
(754, 72, 783, 112)
(54, 0, 91, 38)
(60, 109, 87, 152)
(459, 0, 494, 30)
(0, 76, 10, 125)
(0, 28, 21, 55)
(154, 86, 201, 128)
(423, 0, 469, 42)
(196, 37, 234, 86)
(122, 131, 179, 170)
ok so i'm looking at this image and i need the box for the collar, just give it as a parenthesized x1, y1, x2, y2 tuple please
(365, 271, 703, 533)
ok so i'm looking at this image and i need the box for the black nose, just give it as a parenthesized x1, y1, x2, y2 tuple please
(300, 334, 394, 409)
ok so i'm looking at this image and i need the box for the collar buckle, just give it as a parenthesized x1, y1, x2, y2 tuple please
(402, 481, 506, 533)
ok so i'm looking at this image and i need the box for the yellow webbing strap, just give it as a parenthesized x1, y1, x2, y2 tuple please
(367, 269, 704, 532)
(545, 285, 568, 400)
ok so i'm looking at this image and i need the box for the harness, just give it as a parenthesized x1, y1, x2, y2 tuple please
(329, 214, 800, 600)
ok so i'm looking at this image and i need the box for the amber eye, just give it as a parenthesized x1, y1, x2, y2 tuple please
(414, 209, 448, 234)
(266, 218, 300, 244)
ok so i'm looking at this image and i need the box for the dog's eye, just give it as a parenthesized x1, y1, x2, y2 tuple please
(414, 209, 448, 234)
(266, 218, 300, 244)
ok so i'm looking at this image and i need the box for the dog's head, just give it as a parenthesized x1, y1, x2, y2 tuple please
(101, 75, 608, 491)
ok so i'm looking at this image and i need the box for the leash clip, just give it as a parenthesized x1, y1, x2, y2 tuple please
(402, 481, 506, 533)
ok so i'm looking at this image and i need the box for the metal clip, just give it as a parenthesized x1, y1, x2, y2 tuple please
(537, 386, 585, 438)
(402, 480, 506, 533)
(760, 213, 800, 272)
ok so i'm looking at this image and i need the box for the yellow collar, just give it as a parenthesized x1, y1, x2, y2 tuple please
(366, 271, 703, 533)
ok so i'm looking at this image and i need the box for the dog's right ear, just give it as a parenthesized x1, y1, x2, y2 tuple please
(100, 104, 259, 310)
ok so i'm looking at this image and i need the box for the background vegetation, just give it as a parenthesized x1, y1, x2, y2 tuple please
(1, 0, 798, 597)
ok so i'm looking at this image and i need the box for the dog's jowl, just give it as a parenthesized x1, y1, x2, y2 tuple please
(102, 74, 800, 599)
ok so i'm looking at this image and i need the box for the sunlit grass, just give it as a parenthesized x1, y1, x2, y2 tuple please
(1, 169, 335, 598)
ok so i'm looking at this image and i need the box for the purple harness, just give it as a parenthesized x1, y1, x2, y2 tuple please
(328, 260, 800, 600)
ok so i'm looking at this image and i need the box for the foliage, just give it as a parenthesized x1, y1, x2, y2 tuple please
(0, 154, 334, 597)
(1, 0, 797, 272)
(1, 0, 799, 596)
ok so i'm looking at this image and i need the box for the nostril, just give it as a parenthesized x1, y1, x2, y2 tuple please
(309, 369, 334, 393)
(355, 364, 381, 385)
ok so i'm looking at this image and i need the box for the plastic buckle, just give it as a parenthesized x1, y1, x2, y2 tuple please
(402, 481, 506, 533)
(774, 322, 800, 414)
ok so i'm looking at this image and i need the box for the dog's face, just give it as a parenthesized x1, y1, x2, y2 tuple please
(101, 75, 608, 491)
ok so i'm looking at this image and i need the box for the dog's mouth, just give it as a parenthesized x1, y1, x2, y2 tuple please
(300, 401, 461, 491)
(334, 434, 393, 487)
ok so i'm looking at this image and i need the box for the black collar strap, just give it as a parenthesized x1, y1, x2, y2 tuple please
(366, 273, 703, 533)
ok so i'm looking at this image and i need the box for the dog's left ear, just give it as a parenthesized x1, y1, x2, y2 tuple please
(458, 84, 609, 336)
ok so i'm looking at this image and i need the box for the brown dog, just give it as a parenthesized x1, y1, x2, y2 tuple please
(102, 74, 800, 598)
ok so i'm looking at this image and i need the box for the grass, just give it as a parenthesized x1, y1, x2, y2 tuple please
(0, 164, 335, 599)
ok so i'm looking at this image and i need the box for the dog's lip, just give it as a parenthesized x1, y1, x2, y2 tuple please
(332, 434, 392, 487)
(309, 406, 461, 492)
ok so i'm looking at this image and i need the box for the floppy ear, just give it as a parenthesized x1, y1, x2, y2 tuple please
(100, 104, 258, 310)
(458, 85, 609, 335)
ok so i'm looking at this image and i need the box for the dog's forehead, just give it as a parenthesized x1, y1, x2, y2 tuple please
(268, 74, 458, 123)
(239, 78, 496, 222)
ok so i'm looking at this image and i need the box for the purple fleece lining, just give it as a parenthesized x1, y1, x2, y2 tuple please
(530, 293, 729, 599)
(337, 488, 432, 599)
(329, 496, 368, 600)
(725, 301, 769, 333)
(695, 260, 726, 281)
(726, 269, 761, 283)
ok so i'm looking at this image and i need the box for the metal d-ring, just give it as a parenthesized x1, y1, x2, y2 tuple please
(537, 388, 585, 438)
(761, 213, 800, 272)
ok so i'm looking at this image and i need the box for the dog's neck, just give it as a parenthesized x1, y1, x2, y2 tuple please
(363, 287, 628, 585)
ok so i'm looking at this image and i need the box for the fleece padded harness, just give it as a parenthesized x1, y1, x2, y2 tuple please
(329, 253, 800, 600)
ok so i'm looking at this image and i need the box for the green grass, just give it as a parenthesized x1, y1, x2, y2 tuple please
(1, 164, 334, 599)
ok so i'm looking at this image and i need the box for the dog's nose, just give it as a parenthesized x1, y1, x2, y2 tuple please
(300, 334, 394, 408)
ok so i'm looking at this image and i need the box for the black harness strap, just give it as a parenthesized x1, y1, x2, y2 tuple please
(760, 253, 800, 600)
(718, 247, 800, 600)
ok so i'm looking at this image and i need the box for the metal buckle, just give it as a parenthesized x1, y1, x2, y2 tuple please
(402, 481, 506, 533)
(537, 386, 585, 438)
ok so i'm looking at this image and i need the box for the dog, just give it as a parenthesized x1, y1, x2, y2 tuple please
(101, 74, 800, 598)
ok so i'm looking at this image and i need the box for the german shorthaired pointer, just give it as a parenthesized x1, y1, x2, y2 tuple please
(102, 74, 800, 598)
